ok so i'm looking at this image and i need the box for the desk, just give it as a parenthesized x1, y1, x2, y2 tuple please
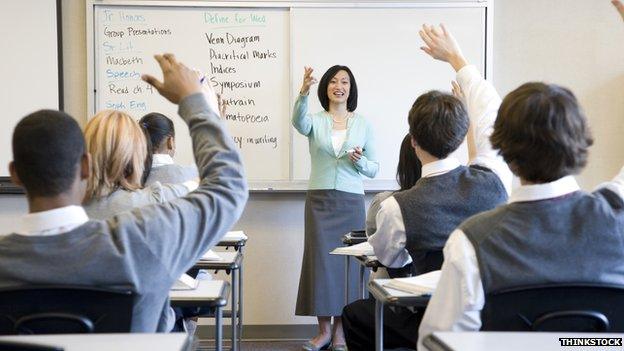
(423, 332, 624, 351)
(341, 233, 368, 304)
(170, 280, 229, 351)
(368, 279, 430, 351)
(192, 251, 242, 351)
(0, 333, 189, 351)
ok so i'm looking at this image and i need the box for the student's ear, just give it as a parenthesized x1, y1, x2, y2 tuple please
(167, 136, 175, 150)
(410, 136, 418, 150)
(80, 153, 91, 180)
(8, 162, 23, 187)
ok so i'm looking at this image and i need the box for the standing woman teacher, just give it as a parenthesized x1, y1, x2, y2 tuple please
(293, 65, 378, 351)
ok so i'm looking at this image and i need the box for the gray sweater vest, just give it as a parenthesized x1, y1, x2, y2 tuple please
(394, 165, 507, 274)
(461, 189, 624, 294)
(146, 164, 198, 186)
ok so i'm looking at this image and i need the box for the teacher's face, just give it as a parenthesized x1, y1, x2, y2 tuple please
(327, 70, 350, 105)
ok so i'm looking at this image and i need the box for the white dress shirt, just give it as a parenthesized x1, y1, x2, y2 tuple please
(416, 173, 624, 350)
(368, 65, 513, 269)
(16, 205, 89, 236)
(152, 153, 175, 168)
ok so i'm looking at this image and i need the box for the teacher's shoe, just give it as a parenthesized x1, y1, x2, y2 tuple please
(330, 344, 347, 351)
(301, 341, 330, 351)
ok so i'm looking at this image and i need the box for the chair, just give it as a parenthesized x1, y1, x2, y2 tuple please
(0, 285, 133, 335)
(481, 283, 624, 332)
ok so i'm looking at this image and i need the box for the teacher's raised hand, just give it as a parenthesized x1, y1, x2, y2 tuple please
(299, 66, 318, 96)
(613, 0, 624, 21)
(419, 24, 468, 72)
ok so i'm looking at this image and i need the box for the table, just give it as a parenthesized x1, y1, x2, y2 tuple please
(0, 333, 190, 351)
(341, 232, 368, 304)
(423, 332, 624, 351)
(170, 280, 229, 351)
(192, 250, 242, 351)
(368, 279, 430, 351)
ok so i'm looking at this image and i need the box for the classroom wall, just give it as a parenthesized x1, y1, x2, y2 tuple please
(0, 0, 623, 327)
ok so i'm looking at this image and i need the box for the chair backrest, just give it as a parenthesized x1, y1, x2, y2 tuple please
(481, 283, 624, 332)
(410, 250, 443, 276)
(0, 285, 133, 335)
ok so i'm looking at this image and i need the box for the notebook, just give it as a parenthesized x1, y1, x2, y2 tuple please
(200, 249, 223, 261)
(172, 273, 199, 290)
(384, 270, 441, 296)
(223, 230, 248, 241)
(330, 242, 375, 256)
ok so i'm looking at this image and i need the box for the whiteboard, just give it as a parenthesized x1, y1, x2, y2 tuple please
(0, 0, 60, 180)
(88, 1, 491, 191)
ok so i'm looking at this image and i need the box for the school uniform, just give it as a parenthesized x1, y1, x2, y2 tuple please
(342, 65, 513, 350)
(145, 154, 198, 186)
(0, 93, 248, 332)
(417, 174, 624, 350)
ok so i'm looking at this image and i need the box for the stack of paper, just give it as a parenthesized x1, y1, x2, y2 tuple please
(223, 230, 248, 241)
(330, 242, 375, 256)
(200, 249, 223, 261)
(172, 274, 199, 291)
(385, 270, 441, 296)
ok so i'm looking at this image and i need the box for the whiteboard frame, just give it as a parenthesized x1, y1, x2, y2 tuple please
(86, 0, 492, 192)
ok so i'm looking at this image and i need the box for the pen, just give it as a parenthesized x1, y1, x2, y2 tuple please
(347, 147, 366, 154)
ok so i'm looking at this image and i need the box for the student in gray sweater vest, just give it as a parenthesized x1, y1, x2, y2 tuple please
(0, 53, 248, 333)
(139, 112, 199, 186)
(418, 22, 624, 349)
(341, 24, 513, 351)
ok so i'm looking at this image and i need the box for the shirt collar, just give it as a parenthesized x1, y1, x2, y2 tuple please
(152, 154, 175, 168)
(509, 175, 580, 203)
(421, 158, 461, 178)
(17, 205, 89, 236)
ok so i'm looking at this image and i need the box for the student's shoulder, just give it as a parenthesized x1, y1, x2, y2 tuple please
(591, 188, 624, 212)
(458, 205, 511, 243)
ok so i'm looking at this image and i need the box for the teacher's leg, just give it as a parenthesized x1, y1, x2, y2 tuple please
(304, 316, 331, 350)
(331, 316, 347, 348)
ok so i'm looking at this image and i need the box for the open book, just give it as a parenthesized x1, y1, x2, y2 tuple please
(385, 270, 441, 296)
(172, 273, 199, 290)
(330, 242, 375, 256)
(199, 249, 223, 261)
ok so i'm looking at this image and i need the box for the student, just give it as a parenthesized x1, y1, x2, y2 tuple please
(341, 24, 513, 351)
(0, 53, 248, 332)
(613, 0, 624, 20)
(365, 134, 422, 238)
(82, 110, 196, 220)
(139, 112, 199, 186)
(417, 20, 624, 349)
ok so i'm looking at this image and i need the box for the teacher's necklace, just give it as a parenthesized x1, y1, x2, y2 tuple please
(330, 111, 352, 124)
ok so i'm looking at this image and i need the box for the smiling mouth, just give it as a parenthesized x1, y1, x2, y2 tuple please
(333, 91, 345, 97)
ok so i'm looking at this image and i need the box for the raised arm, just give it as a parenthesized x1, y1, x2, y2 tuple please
(292, 67, 318, 136)
(613, 0, 624, 21)
(118, 53, 248, 278)
(420, 24, 512, 194)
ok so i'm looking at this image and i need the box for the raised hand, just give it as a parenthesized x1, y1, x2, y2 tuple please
(451, 80, 464, 102)
(300, 66, 318, 95)
(419, 24, 468, 72)
(141, 54, 204, 105)
(217, 93, 227, 118)
(613, 0, 624, 21)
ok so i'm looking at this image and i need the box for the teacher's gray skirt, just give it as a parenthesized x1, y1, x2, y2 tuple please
(296, 189, 365, 316)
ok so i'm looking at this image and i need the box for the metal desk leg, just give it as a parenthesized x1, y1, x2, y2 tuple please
(215, 306, 223, 351)
(238, 247, 244, 344)
(231, 268, 239, 351)
(344, 255, 350, 305)
(359, 264, 365, 299)
(375, 299, 383, 351)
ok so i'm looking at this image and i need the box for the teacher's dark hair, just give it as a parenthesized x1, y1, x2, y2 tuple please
(318, 65, 358, 112)
(397, 134, 422, 190)
(408, 91, 469, 159)
(12, 110, 85, 197)
(491, 82, 593, 183)
(139, 112, 175, 153)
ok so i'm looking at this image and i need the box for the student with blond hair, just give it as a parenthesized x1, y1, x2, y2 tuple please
(82, 110, 195, 220)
